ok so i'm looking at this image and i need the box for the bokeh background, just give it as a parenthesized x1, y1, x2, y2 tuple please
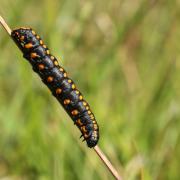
(0, 0, 180, 179)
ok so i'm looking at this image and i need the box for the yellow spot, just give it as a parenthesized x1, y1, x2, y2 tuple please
(63, 73, 67, 77)
(43, 45, 47, 48)
(93, 124, 98, 130)
(51, 56, 55, 60)
(68, 79, 72, 83)
(88, 110, 91, 115)
(83, 101, 87, 106)
(60, 68, 64, 72)
(86, 106, 89, 110)
(31, 30, 36, 35)
(64, 99, 71, 105)
(20, 27, 30, 30)
(72, 84, 75, 89)
(47, 76, 53, 83)
(56, 88, 62, 94)
(40, 40, 43, 45)
(93, 133, 97, 138)
(30, 53, 37, 59)
(71, 110, 79, 116)
(36, 35, 40, 39)
(38, 64, 45, 70)
(75, 90, 79, 94)
(54, 61, 59, 66)
(79, 95, 83, 100)
(46, 50, 50, 54)
(25, 43, 33, 49)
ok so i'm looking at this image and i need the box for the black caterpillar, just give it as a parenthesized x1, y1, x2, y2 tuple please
(11, 27, 99, 148)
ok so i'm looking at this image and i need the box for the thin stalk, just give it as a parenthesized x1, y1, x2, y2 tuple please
(0, 16, 11, 35)
(94, 146, 122, 180)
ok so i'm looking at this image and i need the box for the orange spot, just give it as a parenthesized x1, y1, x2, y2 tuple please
(30, 53, 37, 59)
(71, 110, 79, 116)
(81, 126, 87, 133)
(76, 119, 83, 126)
(56, 88, 62, 94)
(38, 64, 45, 70)
(47, 76, 53, 83)
(25, 43, 33, 49)
(64, 99, 70, 105)
(20, 36, 24, 40)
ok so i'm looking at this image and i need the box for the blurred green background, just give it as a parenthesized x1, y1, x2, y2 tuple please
(0, 0, 180, 179)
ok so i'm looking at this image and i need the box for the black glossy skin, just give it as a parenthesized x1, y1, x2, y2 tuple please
(11, 28, 99, 148)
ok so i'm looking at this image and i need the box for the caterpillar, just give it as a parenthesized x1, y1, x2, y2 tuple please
(11, 27, 99, 148)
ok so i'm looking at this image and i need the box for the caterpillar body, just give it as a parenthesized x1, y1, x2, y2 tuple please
(11, 27, 99, 148)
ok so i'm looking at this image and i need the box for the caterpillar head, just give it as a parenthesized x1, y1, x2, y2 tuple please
(11, 27, 39, 52)
(86, 134, 99, 148)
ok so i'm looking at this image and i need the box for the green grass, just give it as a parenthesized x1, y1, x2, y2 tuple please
(0, 0, 180, 179)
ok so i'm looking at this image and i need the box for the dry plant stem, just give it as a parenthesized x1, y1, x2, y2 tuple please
(94, 146, 122, 180)
(0, 16, 11, 35)
(0, 15, 122, 180)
